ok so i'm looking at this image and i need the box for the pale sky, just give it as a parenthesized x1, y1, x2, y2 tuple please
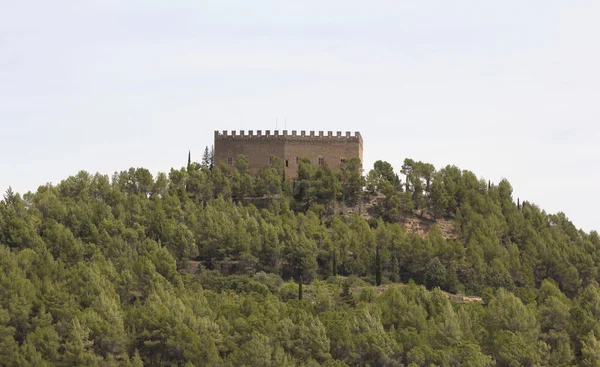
(1, 1, 599, 232)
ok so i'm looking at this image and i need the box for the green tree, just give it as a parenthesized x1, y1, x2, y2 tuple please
(201, 146, 211, 168)
(313, 163, 342, 203)
(339, 158, 364, 204)
(0, 306, 18, 365)
(484, 289, 541, 365)
(375, 246, 382, 286)
(212, 161, 232, 198)
(232, 154, 253, 202)
(581, 332, 600, 367)
(340, 281, 355, 307)
(295, 157, 316, 204)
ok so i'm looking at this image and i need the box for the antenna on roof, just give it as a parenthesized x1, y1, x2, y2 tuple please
(276, 118, 278, 130)
(285, 118, 287, 130)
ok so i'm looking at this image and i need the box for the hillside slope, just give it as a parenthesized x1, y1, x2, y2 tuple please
(1, 157, 599, 366)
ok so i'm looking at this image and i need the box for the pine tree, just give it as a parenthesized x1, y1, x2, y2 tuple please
(3, 186, 15, 205)
(131, 350, 144, 367)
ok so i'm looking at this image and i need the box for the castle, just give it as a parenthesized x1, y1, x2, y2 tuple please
(214, 130, 363, 179)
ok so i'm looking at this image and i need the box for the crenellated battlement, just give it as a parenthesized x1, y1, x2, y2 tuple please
(214, 130, 362, 143)
(214, 129, 363, 179)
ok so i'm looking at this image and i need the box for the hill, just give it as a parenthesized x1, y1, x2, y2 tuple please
(1, 156, 599, 366)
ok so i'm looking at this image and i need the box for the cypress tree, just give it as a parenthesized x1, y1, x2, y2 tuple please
(332, 252, 337, 277)
(201, 146, 211, 168)
(391, 255, 400, 283)
(298, 276, 303, 301)
(341, 280, 354, 306)
(375, 246, 382, 286)
(187, 150, 191, 169)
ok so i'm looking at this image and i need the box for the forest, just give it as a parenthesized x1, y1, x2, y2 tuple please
(1, 150, 600, 366)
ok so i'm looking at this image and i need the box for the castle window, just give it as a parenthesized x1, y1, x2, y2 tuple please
(285, 159, 289, 168)
(296, 157, 299, 164)
(318, 157, 324, 166)
(269, 156, 272, 164)
(227, 157, 232, 166)
(341, 158, 346, 164)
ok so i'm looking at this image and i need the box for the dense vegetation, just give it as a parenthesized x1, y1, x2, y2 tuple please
(1, 152, 600, 366)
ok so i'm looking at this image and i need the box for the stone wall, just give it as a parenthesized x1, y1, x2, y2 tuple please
(214, 130, 363, 178)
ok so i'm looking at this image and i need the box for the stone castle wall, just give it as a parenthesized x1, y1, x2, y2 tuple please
(214, 130, 363, 178)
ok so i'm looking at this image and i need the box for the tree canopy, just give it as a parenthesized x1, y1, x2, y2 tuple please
(0, 154, 599, 366)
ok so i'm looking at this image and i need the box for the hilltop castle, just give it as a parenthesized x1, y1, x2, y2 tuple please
(214, 130, 363, 179)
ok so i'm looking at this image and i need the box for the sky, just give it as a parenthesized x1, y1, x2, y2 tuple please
(1, 1, 599, 231)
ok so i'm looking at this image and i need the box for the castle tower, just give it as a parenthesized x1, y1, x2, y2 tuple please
(213, 130, 363, 179)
